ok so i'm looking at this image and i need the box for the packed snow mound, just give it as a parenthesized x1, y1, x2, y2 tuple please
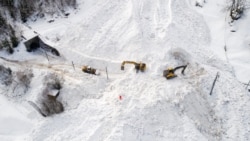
(0, 95, 33, 140)
(0, 0, 250, 140)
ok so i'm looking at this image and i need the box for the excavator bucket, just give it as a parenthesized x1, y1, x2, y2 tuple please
(181, 65, 187, 75)
(121, 65, 125, 70)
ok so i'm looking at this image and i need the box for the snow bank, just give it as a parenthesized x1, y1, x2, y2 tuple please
(0, 95, 33, 140)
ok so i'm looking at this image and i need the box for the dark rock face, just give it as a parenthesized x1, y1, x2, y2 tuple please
(0, 0, 77, 53)
(24, 36, 60, 56)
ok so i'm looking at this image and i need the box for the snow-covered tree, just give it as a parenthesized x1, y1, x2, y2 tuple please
(0, 0, 77, 54)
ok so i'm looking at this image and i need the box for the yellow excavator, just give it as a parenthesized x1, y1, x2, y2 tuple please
(82, 66, 100, 75)
(121, 61, 146, 73)
(163, 64, 188, 79)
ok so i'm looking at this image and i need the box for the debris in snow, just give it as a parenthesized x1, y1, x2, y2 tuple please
(48, 20, 55, 23)
(36, 73, 64, 117)
(28, 101, 47, 117)
(195, 0, 206, 7)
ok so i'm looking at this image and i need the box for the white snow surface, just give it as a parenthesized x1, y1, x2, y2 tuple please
(0, 0, 250, 140)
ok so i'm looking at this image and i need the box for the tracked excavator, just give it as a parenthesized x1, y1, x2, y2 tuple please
(82, 66, 100, 75)
(163, 64, 188, 79)
(121, 61, 146, 73)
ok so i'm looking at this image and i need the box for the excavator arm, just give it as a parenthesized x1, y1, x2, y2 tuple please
(121, 61, 137, 70)
(121, 61, 146, 72)
(173, 65, 187, 75)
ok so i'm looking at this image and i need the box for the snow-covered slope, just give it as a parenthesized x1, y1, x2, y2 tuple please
(0, 0, 250, 140)
(193, 0, 250, 83)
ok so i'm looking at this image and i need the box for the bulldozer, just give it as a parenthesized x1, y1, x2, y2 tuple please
(82, 66, 100, 75)
(163, 64, 188, 79)
(121, 61, 146, 73)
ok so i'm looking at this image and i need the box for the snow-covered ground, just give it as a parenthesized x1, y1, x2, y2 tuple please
(0, 0, 250, 140)
(193, 0, 250, 83)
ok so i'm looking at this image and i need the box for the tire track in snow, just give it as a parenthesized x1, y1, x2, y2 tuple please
(167, 0, 172, 25)
(0, 55, 124, 81)
(0, 56, 81, 79)
(62, 1, 130, 55)
(133, 0, 173, 40)
(84, 1, 137, 58)
(156, 0, 172, 39)
(60, 46, 121, 64)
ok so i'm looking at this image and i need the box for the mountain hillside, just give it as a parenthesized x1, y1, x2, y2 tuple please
(0, 0, 250, 140)
(0, 0, 76, 54)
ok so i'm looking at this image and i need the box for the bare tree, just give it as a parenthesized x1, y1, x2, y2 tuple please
(14, 69, 34, 93)
(0, 65, 12, 86)
(229, 0, 245, 21)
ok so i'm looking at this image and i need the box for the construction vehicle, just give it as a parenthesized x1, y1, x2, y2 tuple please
(163, 64, 188, 79)
(121, 61, 146, 73)
(82, 66, 100, 75)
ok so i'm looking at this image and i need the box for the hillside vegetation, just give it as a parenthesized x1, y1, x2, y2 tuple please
(0, 0, 76, 53)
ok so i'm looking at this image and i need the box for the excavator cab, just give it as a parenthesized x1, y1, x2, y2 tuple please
(121, 61, 146, 72)
(135, 63, 146, 72)
(163, 64, 188, 79)
(163, 68, 177, 79)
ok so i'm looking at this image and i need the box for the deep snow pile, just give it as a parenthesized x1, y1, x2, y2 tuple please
(0, 0, 250, 140)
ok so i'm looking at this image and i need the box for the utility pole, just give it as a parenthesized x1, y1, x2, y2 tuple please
(210, 72, 219, 95)
(106, 67, 109, 80)
(44, 51, 49, 62)
(246, 80, 250, 90)
(72, 61, 75, 71)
